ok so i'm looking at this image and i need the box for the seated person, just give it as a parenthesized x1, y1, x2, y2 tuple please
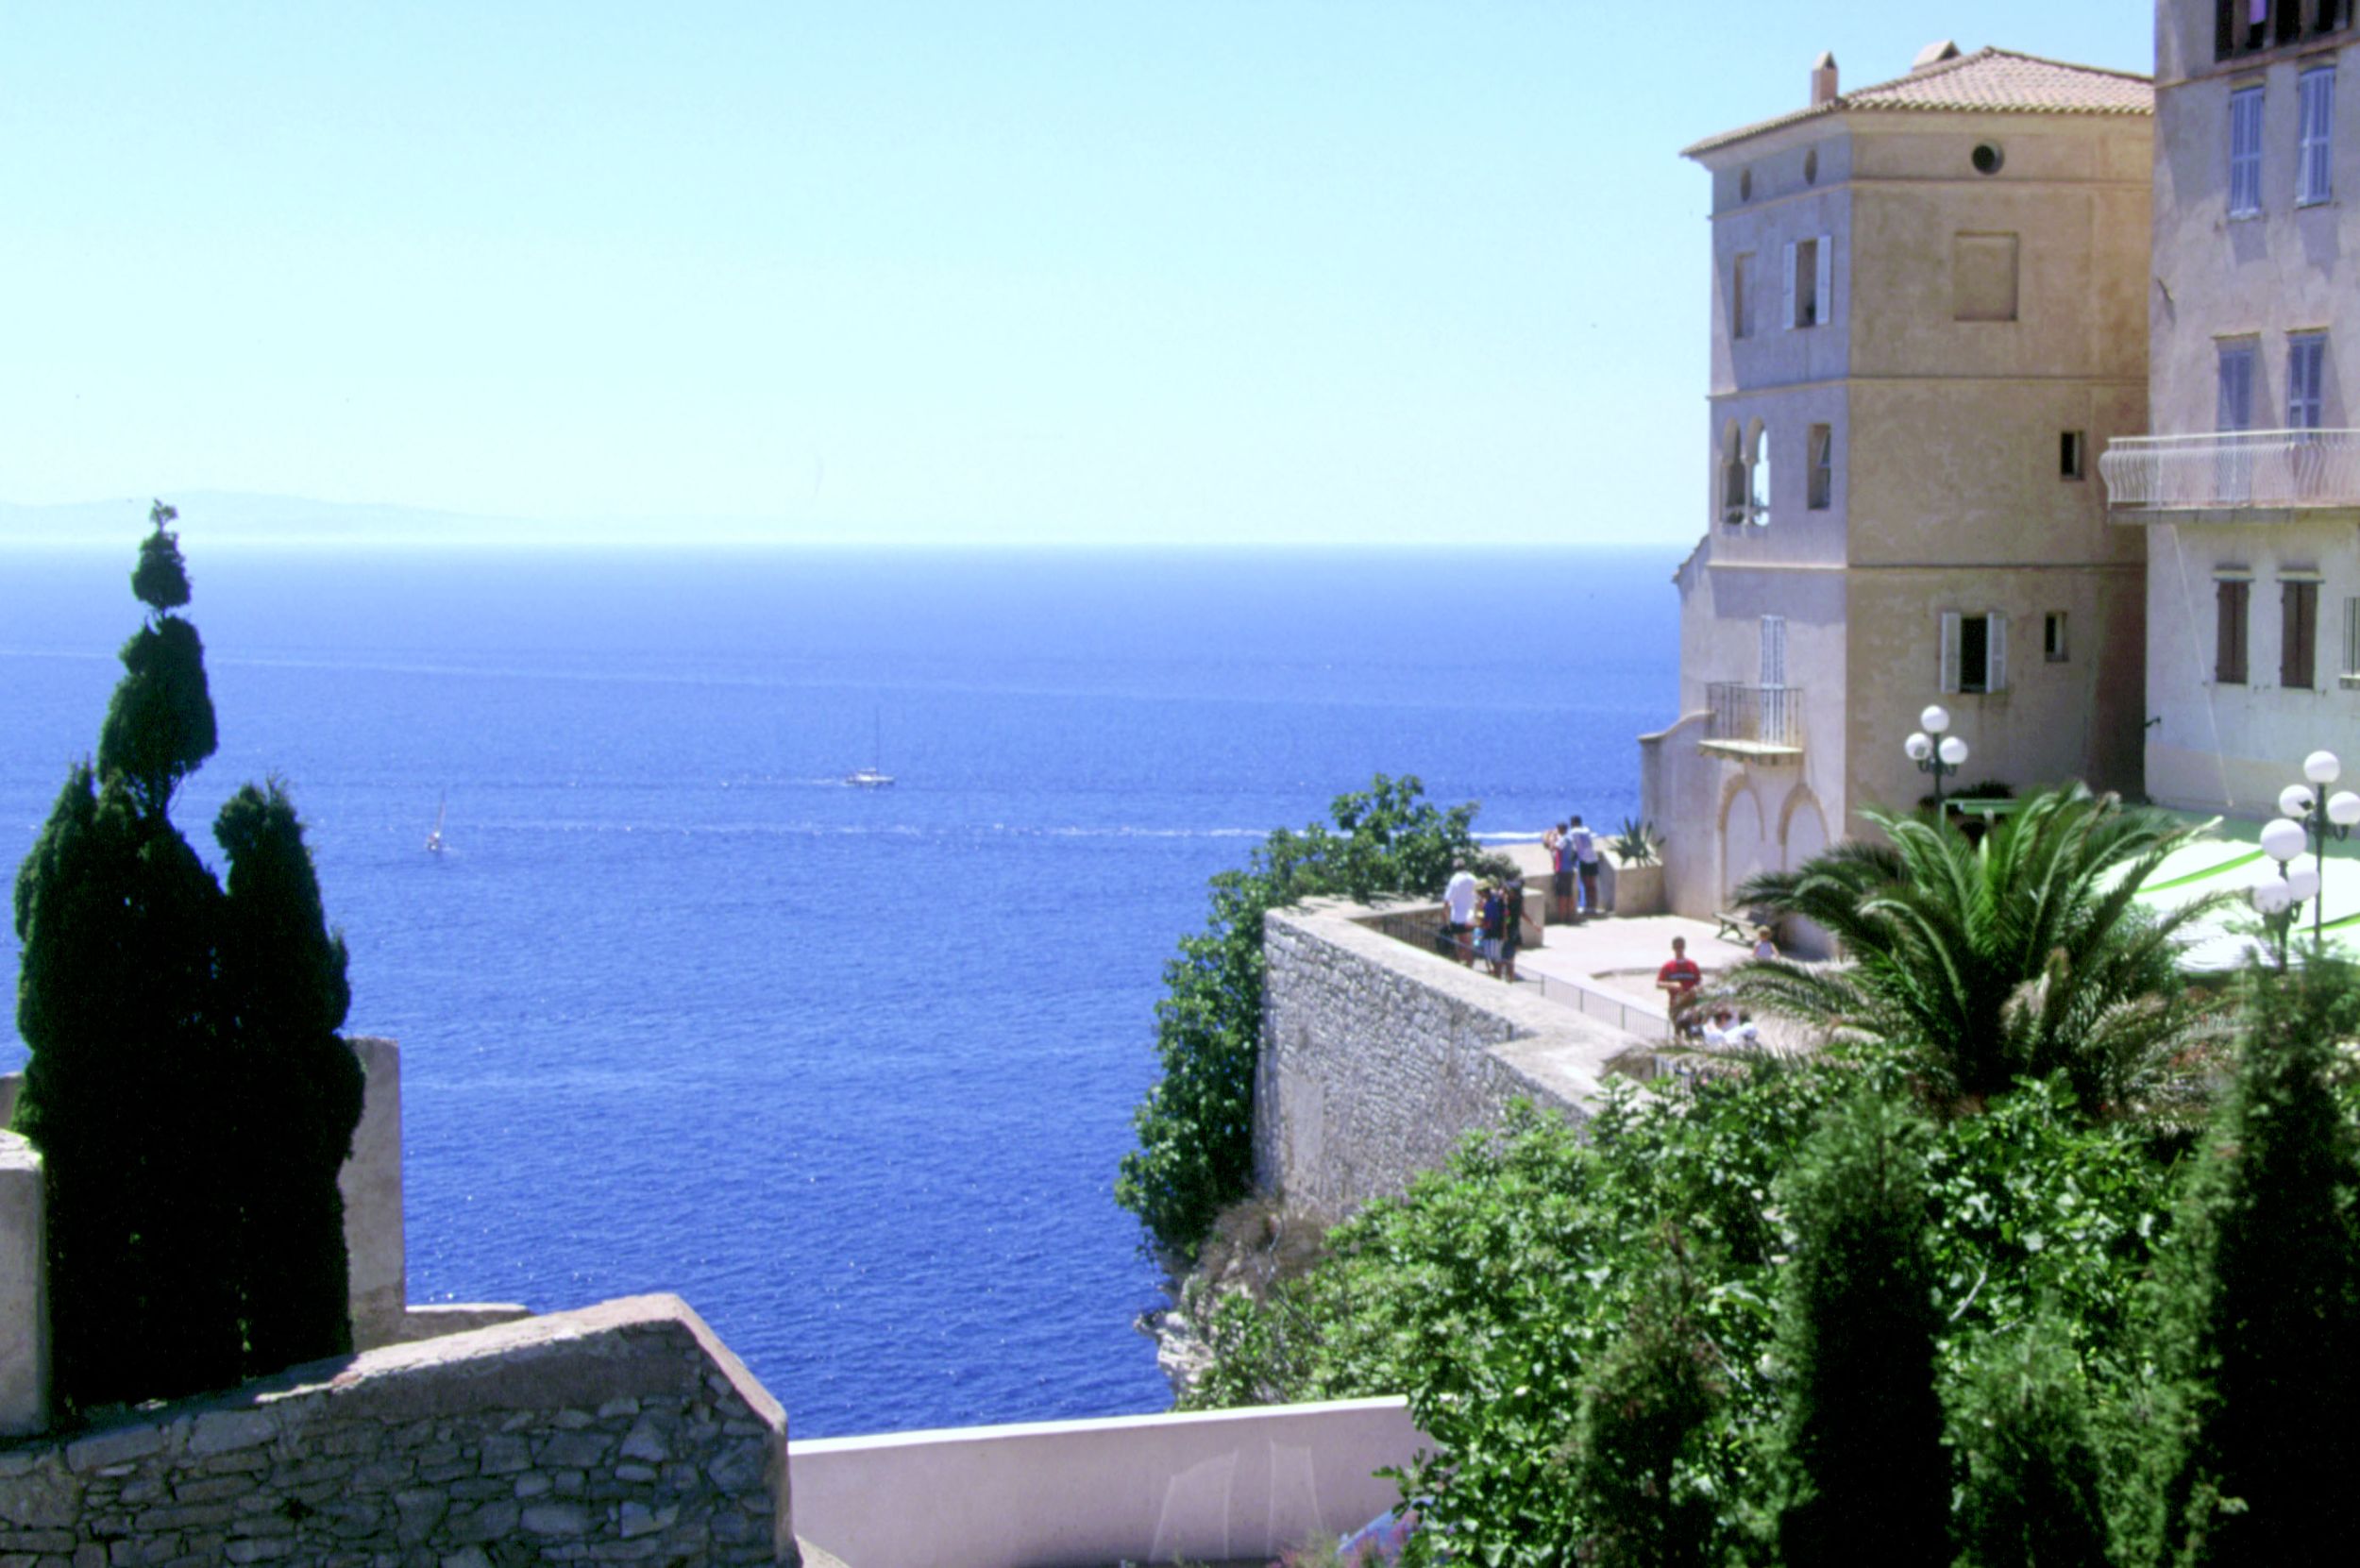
(1702, 1003, 1760, 1049)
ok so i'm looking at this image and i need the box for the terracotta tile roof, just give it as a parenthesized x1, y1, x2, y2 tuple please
(1683, 46, 2152, 158)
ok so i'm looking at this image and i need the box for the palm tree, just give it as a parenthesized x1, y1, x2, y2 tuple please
(1728, 785, 2228, 1114)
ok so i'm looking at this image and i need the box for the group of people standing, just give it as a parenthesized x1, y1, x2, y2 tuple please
(1542, 817, 1604, 922)
(1441, 863, 1526, 983)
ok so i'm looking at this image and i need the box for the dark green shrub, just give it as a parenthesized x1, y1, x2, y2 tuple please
(2150, 961, 2360, 1565)
(1951, 1320, 2114, 1568)
(1565, 1250, 1720, 1568)
(1764, 1092, 1951, 1568)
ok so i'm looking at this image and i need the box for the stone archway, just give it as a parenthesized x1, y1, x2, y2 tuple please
(1780, 787, 1830, 870)
(1721, 782, 1767, 902)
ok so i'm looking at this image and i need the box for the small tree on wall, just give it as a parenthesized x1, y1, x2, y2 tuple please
(11, 503, 363, 1409)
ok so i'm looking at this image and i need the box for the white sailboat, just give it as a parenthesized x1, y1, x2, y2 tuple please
(845, 711, 894, 788)
(426, 793, 447, 852)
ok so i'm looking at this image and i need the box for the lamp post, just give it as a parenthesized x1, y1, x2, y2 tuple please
(1904, 704, 1969, 820)
(2252, 817, 2310, 972)
(2270, 749, 2360, 955)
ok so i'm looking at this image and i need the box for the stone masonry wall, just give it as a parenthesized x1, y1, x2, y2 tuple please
(0, 1294, 796, 1568)
(1256, 900, 1653, 1219)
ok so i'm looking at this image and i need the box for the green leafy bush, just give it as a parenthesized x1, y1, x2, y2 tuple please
(1116, 775, 1500, 1258)
(1186, 1057, 2187, 1563)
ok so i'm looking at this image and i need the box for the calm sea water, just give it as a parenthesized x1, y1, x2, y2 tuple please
(0, 547, 1674, 1437)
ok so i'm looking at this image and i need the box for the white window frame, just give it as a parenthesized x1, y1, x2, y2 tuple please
(2300, 64, 2336, 207)
(2289, 332, 2328, 429)
(1732, 252, 1754, 340)
(2230, 84, 2265, 217)
(2045, 611, 2069, 664)
(1784, 234, 1833, 329)
(2342, 594, 2360, 684)
(1807, 424, 1833, 509)
(1939, 611, 2009, 696)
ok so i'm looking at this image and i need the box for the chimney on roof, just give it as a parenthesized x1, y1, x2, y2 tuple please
(1911, 40, 1962, 73)
(1811, 51, 1839, 107)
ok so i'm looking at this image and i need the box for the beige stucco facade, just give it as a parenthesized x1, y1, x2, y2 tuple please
(1644, 48, 2152, 924)
(2113, 3, 2360, 816)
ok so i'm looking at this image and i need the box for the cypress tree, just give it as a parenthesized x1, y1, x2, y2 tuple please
(1765, 1091, 1952, 1568)
(1951, 1320, 2114, 1568)
(12, 503, 360, 1408)
(2152, 961, 2360, 1566)
(1566, 1249, 1721, 1568)
(215, 782, 364, 1374)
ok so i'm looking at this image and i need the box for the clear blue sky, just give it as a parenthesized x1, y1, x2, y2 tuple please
(4, 3, 2151, 548)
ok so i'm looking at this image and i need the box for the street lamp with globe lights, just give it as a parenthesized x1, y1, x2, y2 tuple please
(2252, 814, 2313, 971)
(2270, 749, 2360, 955)
(1905, 704, 1970, 818)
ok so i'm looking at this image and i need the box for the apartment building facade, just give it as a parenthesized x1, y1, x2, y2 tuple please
(1643, 45, 2154, 922)
(2101, 1, 2360, 814)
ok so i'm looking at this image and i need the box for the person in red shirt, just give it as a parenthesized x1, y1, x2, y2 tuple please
(1657, 936, 1704, 1038)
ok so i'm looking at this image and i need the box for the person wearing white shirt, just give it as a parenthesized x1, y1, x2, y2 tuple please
(1443, 865, 1478, 967)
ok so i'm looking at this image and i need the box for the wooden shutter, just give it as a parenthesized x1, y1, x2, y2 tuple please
(2284, 581, 2318, 689)
(1987, 612, 2008, 693)
(2217, 580, 2249, 684)
(1783, 241, 1797, 329)
(1814, 233, 1834, 328)
(1940, 612, 1963, 694)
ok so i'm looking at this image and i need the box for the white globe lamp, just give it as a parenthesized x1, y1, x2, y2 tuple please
(2262, 817, 2308, 865)
(2281, 784, 2317, 820)
(2331, 790, 2360, 828)
(2306, 749, 2343, 785)
(1905, 733, 1933, 762)
(1938, 736, 1969, 767)
(1920, 705, 1950, 735)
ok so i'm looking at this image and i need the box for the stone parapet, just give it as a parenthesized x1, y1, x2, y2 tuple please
(0, 1135, 44, 1439)
(0, 1292, 796, 1566)
(1256, 900, 1653, 1218)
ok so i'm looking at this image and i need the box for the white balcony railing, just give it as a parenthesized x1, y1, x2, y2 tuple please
(2100, 430, 2360, 513)
(1706, 683, 1802, 748)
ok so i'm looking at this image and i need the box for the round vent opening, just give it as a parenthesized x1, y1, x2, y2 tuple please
(1972, 143, 2004, 176)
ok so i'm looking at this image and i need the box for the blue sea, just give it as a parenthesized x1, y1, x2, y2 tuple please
(0, 547, 1674, 1438)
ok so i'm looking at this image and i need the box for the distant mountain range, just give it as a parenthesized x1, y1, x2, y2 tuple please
(0, 493, 801, 551)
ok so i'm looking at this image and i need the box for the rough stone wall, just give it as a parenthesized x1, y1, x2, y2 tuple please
(1256, 901, 1651, 1219)
(0, 1294, 796, 1567)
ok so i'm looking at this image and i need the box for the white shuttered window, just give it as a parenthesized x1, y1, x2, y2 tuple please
(2230, 86, 2264, 217)
(2301, 66, 2336, 207)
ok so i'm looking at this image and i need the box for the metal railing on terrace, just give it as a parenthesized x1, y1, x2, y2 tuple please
(1706, 683, 1802, 748)
(2099, 430, 2360, 513)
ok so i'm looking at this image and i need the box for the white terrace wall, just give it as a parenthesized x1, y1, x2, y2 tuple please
(791, 1395, 1422, 1568)
(0, 1294, 796, 1567)
(1256, 900, 1654, 1218)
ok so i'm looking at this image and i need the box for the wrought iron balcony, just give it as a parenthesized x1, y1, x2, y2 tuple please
(1705, 683, 1802, 754)
(2100, 430, 2360, 515)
